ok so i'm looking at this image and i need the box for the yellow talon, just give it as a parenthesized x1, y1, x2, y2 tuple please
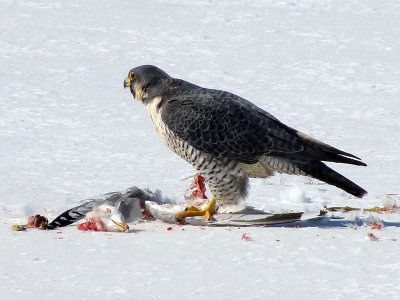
(185, 206, 200, 212)
(176, 197, 217, 221)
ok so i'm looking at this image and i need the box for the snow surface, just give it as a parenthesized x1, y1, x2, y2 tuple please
(1, 0, 400, 299)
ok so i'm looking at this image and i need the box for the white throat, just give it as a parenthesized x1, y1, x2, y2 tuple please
(145, 96, 167, 139)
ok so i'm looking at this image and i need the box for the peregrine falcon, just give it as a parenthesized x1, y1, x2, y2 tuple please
(124, 65, 367, 220)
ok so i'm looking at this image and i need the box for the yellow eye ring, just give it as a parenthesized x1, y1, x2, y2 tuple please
(129, 72, 136, 80)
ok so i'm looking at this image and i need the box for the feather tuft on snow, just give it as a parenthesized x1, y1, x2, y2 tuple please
(279, 187, 311, 204)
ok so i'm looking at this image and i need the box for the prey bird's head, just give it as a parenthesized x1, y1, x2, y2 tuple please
(124, 65, 171, 103)
(86, 204, 130, 232)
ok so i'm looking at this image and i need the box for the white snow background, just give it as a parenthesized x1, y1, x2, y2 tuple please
(1, 0, 400, 299)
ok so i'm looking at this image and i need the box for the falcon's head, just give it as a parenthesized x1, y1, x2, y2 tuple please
(124, 65, 170, 103)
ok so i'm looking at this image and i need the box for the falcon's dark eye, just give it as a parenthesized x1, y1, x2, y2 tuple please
(129, 72, 136, 80)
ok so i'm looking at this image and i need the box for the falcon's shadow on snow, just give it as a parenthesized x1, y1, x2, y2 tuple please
(268, 217, 400, 229)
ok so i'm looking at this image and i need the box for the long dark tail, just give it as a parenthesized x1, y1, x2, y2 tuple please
(297, 161, 367, 198)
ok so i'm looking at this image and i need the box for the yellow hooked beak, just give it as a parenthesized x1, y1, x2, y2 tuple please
(123, 77, 131, 88)
(112, 220, 130, 232)
(124, 72, 136, 89)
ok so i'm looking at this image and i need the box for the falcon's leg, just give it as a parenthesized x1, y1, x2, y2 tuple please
(176, 196, 217, 221)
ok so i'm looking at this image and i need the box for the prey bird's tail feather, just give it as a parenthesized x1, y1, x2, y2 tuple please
(296, 161, 367, 198)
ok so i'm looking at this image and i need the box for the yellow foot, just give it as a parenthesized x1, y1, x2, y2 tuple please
(176, 197, 217, 221)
